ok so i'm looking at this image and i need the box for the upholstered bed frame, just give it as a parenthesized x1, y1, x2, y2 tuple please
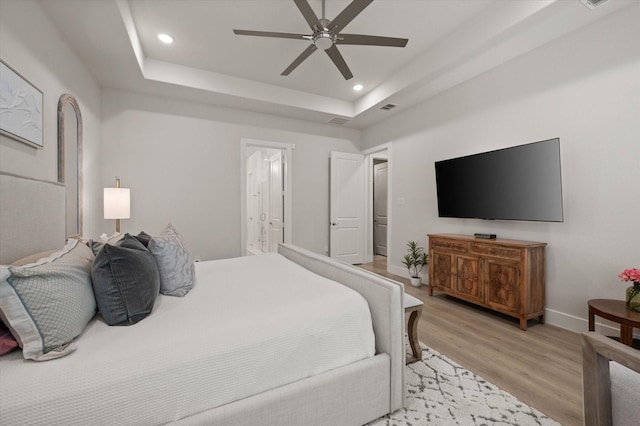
(0, 171, 405, 425)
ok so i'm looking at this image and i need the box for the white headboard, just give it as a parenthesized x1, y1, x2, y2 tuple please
(0, 172, 66, 264)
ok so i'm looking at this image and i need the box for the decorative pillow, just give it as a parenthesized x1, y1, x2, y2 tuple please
(148, 223, 196, 297)
(91, 234, 160, 326)
(0, 320, 18, 355)
(10, 250, 57, 267)
(0, 239, 96, 361)
(134, 231, 152, 248)
(87, 232, 125, 256)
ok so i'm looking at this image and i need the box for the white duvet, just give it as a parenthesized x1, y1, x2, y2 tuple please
(0, 253, 375, 425)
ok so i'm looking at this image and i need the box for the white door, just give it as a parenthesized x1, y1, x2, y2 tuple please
(373, 162, 388, 256)
(269, 152, 284, 252)
(330, 151, 365, 264)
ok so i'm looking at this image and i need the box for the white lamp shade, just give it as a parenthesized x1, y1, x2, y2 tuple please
(104, 188, 131, 219)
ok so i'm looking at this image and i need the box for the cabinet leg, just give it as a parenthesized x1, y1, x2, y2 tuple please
(428, 287, 433, 296)
(538, 314, 545, 324)
(519, 318, 528, 331)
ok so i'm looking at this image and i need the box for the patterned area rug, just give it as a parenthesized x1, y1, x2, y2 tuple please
(369, 344, 560, 426)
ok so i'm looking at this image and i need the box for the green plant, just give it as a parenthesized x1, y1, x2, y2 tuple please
(401, 241, 429, 278)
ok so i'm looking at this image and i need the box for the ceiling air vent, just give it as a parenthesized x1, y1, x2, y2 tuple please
(380, 103, 397, 111)
(579, 0, 609, 9)
(327, 117, 350, 125)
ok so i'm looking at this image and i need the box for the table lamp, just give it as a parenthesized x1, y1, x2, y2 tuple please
(104, 177, 130, 233)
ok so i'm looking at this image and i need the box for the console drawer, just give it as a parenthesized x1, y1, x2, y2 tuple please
(470, 243, 520, 260)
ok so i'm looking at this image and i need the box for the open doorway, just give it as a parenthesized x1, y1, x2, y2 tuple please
(363, 144, 391, 270)
(373, 159, 388, 257)
(246, 147, 283, 255)
(240, 139, 292, 256)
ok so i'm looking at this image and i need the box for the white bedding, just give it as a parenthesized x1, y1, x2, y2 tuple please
(0, 253, 375, 425)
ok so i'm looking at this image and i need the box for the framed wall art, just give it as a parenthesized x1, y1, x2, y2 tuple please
(0, 59, 44, 148)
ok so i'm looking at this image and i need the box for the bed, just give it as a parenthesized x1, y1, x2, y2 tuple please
(0, 171, 405, 426)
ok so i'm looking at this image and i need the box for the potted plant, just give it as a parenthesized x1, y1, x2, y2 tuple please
(402, 241, 429, 287)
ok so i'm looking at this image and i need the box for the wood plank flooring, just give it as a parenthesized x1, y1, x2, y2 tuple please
(359, 256, 583, 426)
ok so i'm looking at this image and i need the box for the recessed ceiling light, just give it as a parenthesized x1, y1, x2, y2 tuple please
(353, 84, 363, 91)
(158, 33, 174, 44)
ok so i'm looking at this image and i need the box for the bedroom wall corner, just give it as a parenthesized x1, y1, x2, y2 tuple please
(0, 0, 102, 240)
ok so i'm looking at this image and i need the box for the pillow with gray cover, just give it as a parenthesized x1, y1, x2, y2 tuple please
(148, 223, 195, 297)
(92, 234, 160, 326)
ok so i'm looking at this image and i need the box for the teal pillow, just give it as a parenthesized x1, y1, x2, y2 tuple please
(0, 239, 96, 361)
(91, 234, 160, 326)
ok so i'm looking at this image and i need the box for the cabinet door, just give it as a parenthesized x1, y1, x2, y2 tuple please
(485, 259, 521, 313)
(455, 255, 482, 303)
(431, 251, 453, 291)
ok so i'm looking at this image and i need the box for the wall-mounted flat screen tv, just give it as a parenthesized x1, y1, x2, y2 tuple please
(435, 138, 564, 222)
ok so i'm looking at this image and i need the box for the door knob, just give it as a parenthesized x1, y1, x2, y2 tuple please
(331, 222, 337, 226)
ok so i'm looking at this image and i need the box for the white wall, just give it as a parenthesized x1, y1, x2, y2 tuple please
(361, 5, 640, 332)
(0, 0, 102, 235)
(101, 89, 360, 261)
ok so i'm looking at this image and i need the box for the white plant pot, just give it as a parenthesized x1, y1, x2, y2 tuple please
(409, 277, 422, 287)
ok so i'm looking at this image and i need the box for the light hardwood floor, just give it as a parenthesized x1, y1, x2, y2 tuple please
(359, 256, 583, 426)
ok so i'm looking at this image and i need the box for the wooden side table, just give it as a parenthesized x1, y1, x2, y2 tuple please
(588, 299, 640, 348)
(404, 293, 423, 364)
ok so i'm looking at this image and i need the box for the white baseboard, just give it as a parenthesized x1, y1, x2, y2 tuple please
(545, 308, 639, 338)
(388, 265, 429, 284)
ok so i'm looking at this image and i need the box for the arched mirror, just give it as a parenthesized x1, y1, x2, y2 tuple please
(57, 93, 83, 238)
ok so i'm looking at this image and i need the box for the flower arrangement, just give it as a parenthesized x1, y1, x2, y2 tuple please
(619, 268, 640, 312)
(618, 268, 640, 284)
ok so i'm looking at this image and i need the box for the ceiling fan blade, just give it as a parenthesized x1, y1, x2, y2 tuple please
(293, 0, 321, 31)
(282, 44, 318, 76)
(325, 45, 353, 80)
(328, 0, 374, 33)
(337, 34, 408, 47)
(233, 29, 308, 40)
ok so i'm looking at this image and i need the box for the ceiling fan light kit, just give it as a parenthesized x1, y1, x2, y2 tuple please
(313, 32, 335, 50)
(233, 0, 408, 80)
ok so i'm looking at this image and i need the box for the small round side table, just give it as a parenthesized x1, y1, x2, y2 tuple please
(588, 299, 640, 348)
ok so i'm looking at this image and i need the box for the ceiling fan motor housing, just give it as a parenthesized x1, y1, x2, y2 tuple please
(313, 31, 335, 50)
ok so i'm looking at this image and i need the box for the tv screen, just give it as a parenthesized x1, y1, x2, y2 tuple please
(435, 138, 564, 222)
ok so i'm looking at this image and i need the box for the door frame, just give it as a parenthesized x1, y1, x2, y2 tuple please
(362, 143, 392, 267)
(240, 139, 293, 256)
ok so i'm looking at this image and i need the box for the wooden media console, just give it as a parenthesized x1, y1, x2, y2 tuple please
(428, 234, 546, 330)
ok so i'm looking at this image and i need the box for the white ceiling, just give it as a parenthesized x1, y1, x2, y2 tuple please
(39, 0, 633, 128)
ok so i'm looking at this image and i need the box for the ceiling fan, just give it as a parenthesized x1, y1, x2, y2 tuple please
(233, 0, 409, 80)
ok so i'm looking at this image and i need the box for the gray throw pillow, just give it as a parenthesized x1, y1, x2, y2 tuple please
(0, 239, 96, 361)
(134, 231, 152, 248)
(148, 223, 195, 297)
(91, 234, 160, 326)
